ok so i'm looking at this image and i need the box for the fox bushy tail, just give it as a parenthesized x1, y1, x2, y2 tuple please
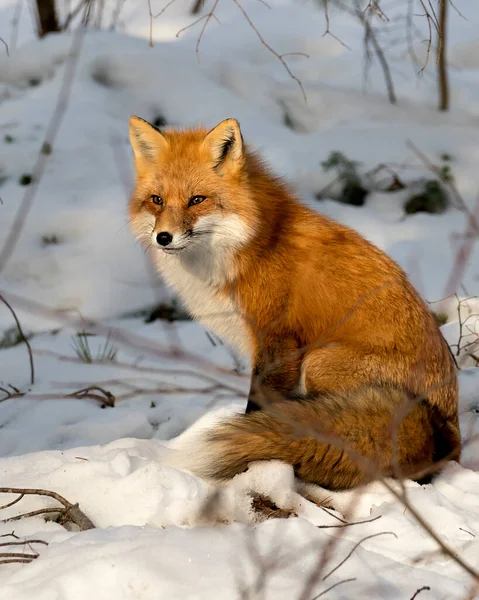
(187, 387, 460, 491)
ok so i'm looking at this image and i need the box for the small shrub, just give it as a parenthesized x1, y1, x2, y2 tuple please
(72, 331, 118, 363)
(4, 134, 14, 143)
(319, 151, 368, 206)
(404, 180, 448, 215)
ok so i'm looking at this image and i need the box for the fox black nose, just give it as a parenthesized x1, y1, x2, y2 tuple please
(156, 232, 173, 247)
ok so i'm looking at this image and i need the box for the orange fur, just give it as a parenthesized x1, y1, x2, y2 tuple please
(128, 116, 460, 490)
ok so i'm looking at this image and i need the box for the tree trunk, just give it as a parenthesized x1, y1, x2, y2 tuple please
(35, 0, 60, 37)
(437, 0, 449, 111)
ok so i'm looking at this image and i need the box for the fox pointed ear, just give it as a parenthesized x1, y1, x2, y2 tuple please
(129, 116, 168, 167)
(203, 118, 244, 172)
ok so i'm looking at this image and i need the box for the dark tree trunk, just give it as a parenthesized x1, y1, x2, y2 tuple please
(437, 0, 449, 111)
(35, 0, 60, 37)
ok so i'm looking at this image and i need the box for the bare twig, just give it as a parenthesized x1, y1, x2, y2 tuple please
(0, 494, 25, 510)
(445, 198, 479, 297)
(310, 578, 357, 599)
(196, 0, 220, 58)
(0, 37, 9, 56)
(67, 385, 115, 407)
(0, 488, 95, 530)
(417, 0, 435, 73)
(0, 5, 90, 275)
(175, 8, 221, 42)
(406, 142, 479, 296)
(3, 507, 64, 522)
(0, 539, 48, 548)
(232, 0, 308, 103)
(0, 294, 34, 385)
(355, 0, 396, 104)
(63, 0, 90, 30)
(322, 0, 351, 50)
(173, 0, 308, 102)
(317, 514, 382, 529)
(9, 0, 22, 52)
(381, 478, 479, 581)
(410, 586, 431, 600)
(147, 0, 178, 46)
(323, 531, 397, 580)
(0, 290, 247, 388)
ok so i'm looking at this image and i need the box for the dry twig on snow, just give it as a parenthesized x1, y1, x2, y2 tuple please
(0, 487, 95, 531)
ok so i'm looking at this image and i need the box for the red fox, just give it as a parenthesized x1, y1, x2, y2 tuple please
(128, 116, 460, 490)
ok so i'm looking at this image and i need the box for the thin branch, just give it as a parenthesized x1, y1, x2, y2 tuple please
(67, 386, 115, 407)
(0, 539, 48, 548)
(196, 0, 220, 59)
(3, 507, 65, 522)
(317, 514, 382, 529)
(0, 7, 90, 275)
(0, 494, 24, 510)
(310, 578, 357, 600)
(381, 478, 479, 581)
(356, 0, 396, 104)
(323, 0, 351, 50)
(0, 558, 35, 564)
(175, 11, 221, 39)
(147, 0, 179, 46)
(410, 586, 431, 600)
(9, 0, 22, 52)
(0, 294, 34, 385)
(62, 0, 90, 30)
(0, 488, 95, 530)
(232, 0, 308, 102)
(323, 531, 397, 580)
(417, 0, 434, 72)
(0, 37, 9, 56)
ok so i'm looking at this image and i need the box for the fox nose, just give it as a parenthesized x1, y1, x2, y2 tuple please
(156, 232, 173, 247)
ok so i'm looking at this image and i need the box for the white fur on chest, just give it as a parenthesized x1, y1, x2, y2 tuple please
(152, 214, 254, 359)
(157, 257, 252, 357)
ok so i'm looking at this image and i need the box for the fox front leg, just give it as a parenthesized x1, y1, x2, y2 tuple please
(245, 337, 303, 413)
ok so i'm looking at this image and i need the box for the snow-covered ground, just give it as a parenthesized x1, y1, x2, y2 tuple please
(0, 0, 478, 597)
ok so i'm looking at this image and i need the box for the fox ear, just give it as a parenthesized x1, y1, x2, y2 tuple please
(129, 116, 168, 167)
(203, 118, 244, 172)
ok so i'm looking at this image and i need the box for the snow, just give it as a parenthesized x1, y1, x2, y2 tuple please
(0, 0, 478, 597)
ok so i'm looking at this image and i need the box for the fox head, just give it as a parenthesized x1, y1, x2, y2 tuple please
(128, 117, 257, 267)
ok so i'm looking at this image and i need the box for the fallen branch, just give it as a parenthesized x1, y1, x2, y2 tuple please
(68, 385, 115, 407)
(0, 534, 48, 566)
(0, 384, 116, 408)
(0, 488, 95, 531)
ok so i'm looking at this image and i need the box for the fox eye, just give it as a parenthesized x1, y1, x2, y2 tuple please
(151, 195, 163, 206)
(188, 195, 206, 207)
